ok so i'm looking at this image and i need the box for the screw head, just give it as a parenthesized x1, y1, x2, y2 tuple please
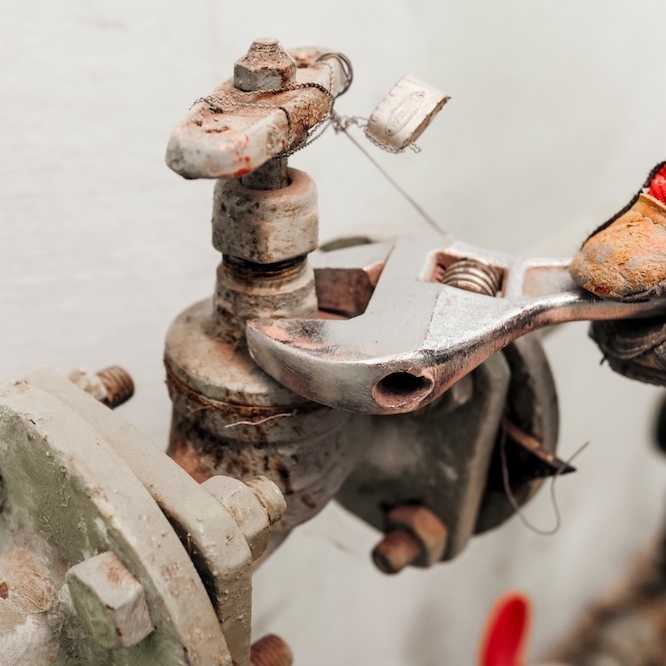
(234, 38, 297, 92)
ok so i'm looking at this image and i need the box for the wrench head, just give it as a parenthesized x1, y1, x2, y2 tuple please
(247, 236, 666, 414)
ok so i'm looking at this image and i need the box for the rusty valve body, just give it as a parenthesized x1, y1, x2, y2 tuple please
(164, 39, 358, 546)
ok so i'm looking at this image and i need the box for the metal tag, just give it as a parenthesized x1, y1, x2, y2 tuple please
(365, 76, 449, 152)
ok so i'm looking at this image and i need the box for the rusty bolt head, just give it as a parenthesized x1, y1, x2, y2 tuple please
(234, 38, 297, 92)
(372, 505, 448, 575)
(66, 551, 153, 649)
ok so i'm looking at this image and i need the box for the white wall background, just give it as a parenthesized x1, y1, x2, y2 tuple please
(2, 1, 666, 663)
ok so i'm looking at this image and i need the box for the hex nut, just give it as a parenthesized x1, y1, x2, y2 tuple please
(66, 551, 153, 649)
(212, 168, 319, 264)
(387, 505, 447, 566)
(372, 505, 448, 574)
(202, 475, 286, 561)
(234, 38, 297, 92)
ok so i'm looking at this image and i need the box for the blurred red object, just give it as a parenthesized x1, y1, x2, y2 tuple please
(479, 591, 531, 666)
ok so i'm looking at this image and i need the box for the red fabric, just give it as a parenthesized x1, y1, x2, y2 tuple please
(479, 592, 531, 666)
(647, 164, 666, 204)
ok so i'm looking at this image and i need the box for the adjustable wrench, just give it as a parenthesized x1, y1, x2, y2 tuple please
(246, 234, 666, 414)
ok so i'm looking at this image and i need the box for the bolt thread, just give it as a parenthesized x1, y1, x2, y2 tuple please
(223, 255, 306, 282)
(439, 258, 501, 296)
(250, 634, 293, 666)
(97, 366, 135, 408)
(245, 476, 287, 526)
(372, 529, 422, 575)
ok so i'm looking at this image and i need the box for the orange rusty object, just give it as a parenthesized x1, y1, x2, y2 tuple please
(372, 529, 422, 574)
(250, 634, 293, 666)
(372, 504, 448, 574)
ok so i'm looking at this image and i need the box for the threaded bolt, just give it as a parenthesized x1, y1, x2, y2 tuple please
(250, 634, 293, 666)
(439, 258, 501, 296)
(372, 505, 448, 575)
(372, 529, 422, 574)
(68, 366, 135, 409)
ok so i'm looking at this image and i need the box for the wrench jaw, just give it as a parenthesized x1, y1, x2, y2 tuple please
(245, 318, 439, 414)
(247, 236, 666, 415)
(246, 317, 472, 415)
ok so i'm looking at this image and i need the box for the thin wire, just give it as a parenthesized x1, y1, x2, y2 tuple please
(331, 113, 444, 233)
(223, 412, 294, 428)
(500, 434, 590, 536)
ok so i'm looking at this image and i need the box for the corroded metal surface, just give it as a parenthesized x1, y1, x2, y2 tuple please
(212, 168, 318, 264)
(372, 505, 447, 574)
(337, 352, 511, 562)
(0, 373, 233, 666)
(202, 475, 285, 562)
(66, 551, 154, 650)
(166, 45, 349, 180)
(234, 39, 296, 93)
(167, 409, 359, 536)
(24, 367, 286, 666)
(164, 291, 357, 537)
(67, 365, 135, 408)
(250, 634, 294, 666)
(338, 334, 561, 565)
(215, 259, 317, 343)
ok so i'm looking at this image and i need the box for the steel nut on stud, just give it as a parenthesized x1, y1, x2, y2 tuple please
(372, 505, 448, 574)
(66, 551, 153, 650)
(202, 475, 287, 562)
(234, 38, 297, 92)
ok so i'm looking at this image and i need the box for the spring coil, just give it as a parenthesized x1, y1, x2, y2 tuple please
(438, 258, 501, 296)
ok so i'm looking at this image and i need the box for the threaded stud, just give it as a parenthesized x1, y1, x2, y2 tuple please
(250, 634, 293, 666)
(68, 366, 135, 409)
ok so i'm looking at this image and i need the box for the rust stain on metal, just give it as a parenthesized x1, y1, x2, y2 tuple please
(100, 552, 134, 587)
(0, 580, 9, 599)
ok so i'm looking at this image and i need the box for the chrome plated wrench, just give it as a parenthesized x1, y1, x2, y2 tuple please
(246, 235, 666, 414)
